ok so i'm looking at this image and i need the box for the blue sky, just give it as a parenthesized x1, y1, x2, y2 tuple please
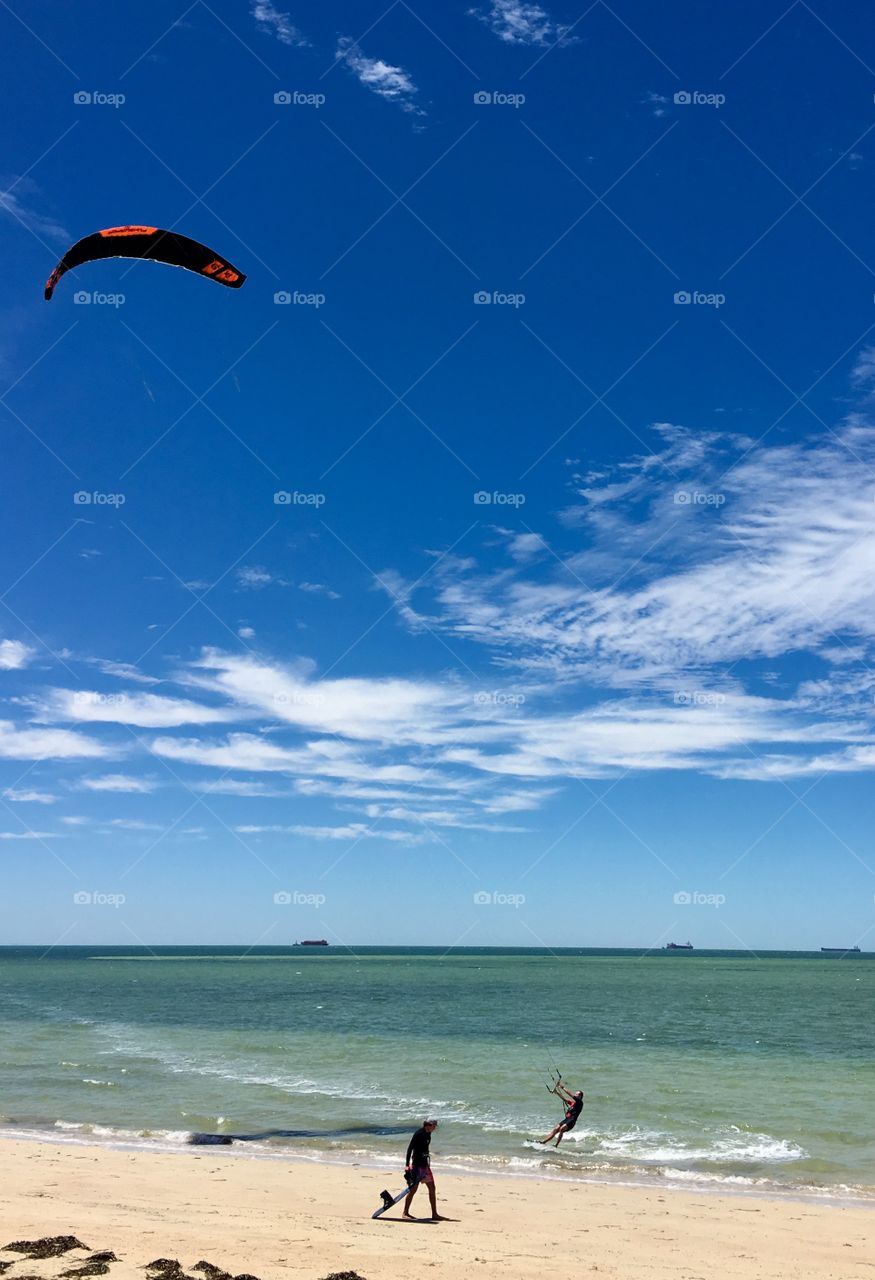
(2, 0, 875, 948)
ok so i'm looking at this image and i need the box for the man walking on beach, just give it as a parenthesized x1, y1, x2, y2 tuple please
(538, 1081, 584, 1147)
(403, 1118, 442, 1220)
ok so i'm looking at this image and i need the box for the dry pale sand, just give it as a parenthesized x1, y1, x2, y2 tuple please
(0, 1138, 872, 1280)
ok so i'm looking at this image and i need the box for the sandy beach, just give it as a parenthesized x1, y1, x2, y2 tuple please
(0, 1138, 871, 1280)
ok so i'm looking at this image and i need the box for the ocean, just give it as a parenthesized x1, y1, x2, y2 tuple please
(0, 946, 872, 1202)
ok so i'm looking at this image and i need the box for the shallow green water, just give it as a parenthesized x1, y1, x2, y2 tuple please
(0, 946, 872, 1199)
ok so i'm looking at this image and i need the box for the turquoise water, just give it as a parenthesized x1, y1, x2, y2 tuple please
(1, 947, 873, 1200)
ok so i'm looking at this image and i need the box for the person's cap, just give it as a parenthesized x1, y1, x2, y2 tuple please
(425, 1117, 438, 1125)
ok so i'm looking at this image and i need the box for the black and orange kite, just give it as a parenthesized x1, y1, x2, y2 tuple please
(44, 226, 246, 299)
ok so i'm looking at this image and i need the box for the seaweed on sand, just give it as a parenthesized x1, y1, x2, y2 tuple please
(3, 1240, 89, 1259)
(60, 1252, 118, 1277)
(144, 1263, 187, 1280)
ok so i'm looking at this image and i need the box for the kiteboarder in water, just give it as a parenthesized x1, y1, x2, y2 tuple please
(538, 1080, 584, 1147)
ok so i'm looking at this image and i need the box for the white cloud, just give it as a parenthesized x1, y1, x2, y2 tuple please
(851, 346, 875, 388)
(79, 774, 158, 793)
(0, 830, 60, 840)
(413, 425, 875, 691)
(187, 648, 472, 744)
(192, 778, 294, 798)
(298, 582, 340, 600)
(103, 818, 164, 831)
(0, 177, 68, 243)
(0, 640, 35, 670)
(237, 566, 280, 589)
(237, 822, 428, 844)
(250, 0, 308, 46)
(33, 689, 235, 728)
(468, 0, 574, 46)
(2, 789, 57, 804)
(0, 720, 113, 761)
(505, 531, 547, 562)
(89, 659, 160, 685)
(149, 731, 437, 787)
(335, 38, 424, 115)
(363, 803, 527, 833)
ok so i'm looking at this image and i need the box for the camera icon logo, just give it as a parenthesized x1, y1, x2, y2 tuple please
(274, 90, 292, 105)
(73, 891, 93, 905)
(273, 490, 292, 505)
(474, 91, 492, 105)
(473, 890, 492, 905)
(273, 890, 292, 904)
(674, 291, 691, 305)
(73, 491, 92, 505)
(274, 290, 292, 304)
(673, 890, 692, 905)
(474, 290, 491, 305)
(474, 490, 492, 505)
(73, 91, 92, 105)
(674, 91, 691, 105)
(74, 291, 91, 305)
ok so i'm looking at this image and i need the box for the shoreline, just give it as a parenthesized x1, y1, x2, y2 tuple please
(1, 1136, 873, 1280)
(2, 1123, 873, 1212)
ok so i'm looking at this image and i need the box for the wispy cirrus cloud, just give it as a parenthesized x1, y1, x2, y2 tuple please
(79, 774, 158, 793)
(0, 177, 68, 244)
(250, 0, 308, 47)
(2, 789, 57, 804)
(31, 689, 236, 728)
(0, 830, 62, 840)
(407, 423, 875, 693)
(7, 410, 875, 843)
(335, 38, 424, 115)
(237, 822, 430, 844)
(468, 0, 575, 47)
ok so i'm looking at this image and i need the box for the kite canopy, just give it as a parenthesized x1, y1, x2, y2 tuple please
(44, 226, 246, 299)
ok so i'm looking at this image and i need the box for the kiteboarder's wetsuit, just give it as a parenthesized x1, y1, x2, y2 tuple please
(538, 1083, 585, 1147)
(405, 1125, 432, 1176)
(563, 1094, 583, 1131)
(403, 1119, 442, 1219)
